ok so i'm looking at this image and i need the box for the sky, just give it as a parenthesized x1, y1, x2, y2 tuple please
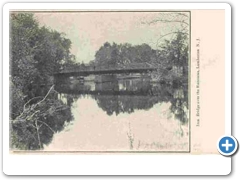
(35, 12, 189, 63)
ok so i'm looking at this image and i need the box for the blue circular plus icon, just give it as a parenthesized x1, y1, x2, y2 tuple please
(217, 135, 238, 156)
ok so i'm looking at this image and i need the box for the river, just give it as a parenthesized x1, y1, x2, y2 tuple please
(44, 74, 189, 152)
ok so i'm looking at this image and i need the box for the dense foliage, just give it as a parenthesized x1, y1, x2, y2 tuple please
(9, 12, 189, 150)
(94, 32, 189, 82)
(95, 42, 157, 69)
(93, 32, 189, 123)
(10, 13, 75, 150)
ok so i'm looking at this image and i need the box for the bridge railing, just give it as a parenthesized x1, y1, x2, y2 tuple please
(60, 66, 155, 74)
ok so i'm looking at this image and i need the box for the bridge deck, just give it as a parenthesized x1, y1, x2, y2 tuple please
(55, 89, 158, 96)
(54, 68, 157, 77)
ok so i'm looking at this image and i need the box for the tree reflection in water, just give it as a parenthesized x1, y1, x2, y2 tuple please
(11, 87, 74, 150)
(55, 75, 189, 124)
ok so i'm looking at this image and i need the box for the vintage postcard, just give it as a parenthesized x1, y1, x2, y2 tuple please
(3, 2, 231, 175)
(8, 8, 225, 153)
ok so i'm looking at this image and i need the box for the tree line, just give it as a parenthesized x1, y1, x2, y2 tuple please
(9, 12, 189, 150)
(10, 13, 75, 150)
(93, 32, 189, 82)
(10, 13, 76, 119)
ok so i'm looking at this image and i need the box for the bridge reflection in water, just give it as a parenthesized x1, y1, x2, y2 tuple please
(55, 74, 188, 123)
(43, 74, 190, 151)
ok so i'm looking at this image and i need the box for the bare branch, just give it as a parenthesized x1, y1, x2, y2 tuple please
(13, 85, 55, 121)
(155, 31, 189, 49)
(26, 110, 40, 121)
(35, 120, 42, 149)
(146, 19, 189, 26)
(36, 85, 54, 105)
(37, 120, 56, 133)
(175, 12, 189, 18)
(23, 96, 43, 110)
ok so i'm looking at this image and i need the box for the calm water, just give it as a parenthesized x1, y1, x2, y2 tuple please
(44, 75, 189, 151)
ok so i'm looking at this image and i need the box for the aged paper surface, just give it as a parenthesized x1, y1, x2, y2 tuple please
(191, 10, 225, 154)
(9, 9, 225, 154)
